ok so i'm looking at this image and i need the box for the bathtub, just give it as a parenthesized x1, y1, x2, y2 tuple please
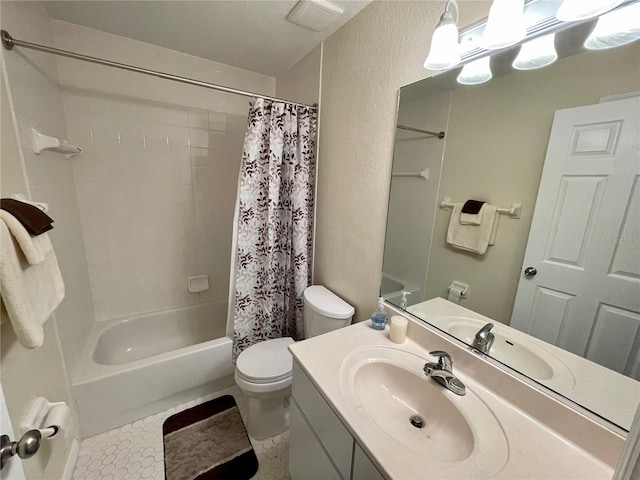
(380, 273, 420, 307)
(72, 301, 235, 438)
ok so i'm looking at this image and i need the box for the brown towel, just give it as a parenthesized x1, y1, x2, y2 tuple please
(461, 199, 485, 214)
(0, 198, 54, 235)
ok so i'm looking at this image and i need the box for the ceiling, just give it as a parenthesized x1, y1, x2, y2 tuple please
(42, 1, 371, 77)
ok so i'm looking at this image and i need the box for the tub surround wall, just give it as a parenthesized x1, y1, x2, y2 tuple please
(383, 91, 451, 302)
(314, 1, 491, 321)
(49, 20, 276, 322)
(0, 2, 81, 478)
(1, 2, 96, 381)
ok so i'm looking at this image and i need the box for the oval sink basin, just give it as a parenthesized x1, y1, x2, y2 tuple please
(340, 346, 508, 477)
(442, 317, 575, 389)
(449, 323, 554, 379)
(355, 361, 474, 462)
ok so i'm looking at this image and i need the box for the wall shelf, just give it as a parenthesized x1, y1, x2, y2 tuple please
(31, 128, 82, 158)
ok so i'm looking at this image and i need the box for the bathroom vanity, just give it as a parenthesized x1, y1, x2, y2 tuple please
(288, 305, 624, 479)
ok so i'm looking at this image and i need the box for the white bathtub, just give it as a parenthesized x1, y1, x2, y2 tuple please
(380, 273, 420, 307)
(72, 302, 235, 438)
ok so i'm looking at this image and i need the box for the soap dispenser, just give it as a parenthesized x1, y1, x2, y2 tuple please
(371, 297, 389, 330)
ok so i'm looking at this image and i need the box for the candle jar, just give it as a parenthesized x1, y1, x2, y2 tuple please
(389, 316, 408, 344)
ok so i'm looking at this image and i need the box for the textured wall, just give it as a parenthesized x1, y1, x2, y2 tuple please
(276, 45, 322, 107)
(315, 1, 490, 321)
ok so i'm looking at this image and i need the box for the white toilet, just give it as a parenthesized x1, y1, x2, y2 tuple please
(234, 285, 354, 439)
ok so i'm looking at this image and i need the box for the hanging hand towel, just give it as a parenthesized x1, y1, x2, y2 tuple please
(460, 201, 486, 225)
(1, 198, 54, 235)
(0, 212, 65, 348)
(0, 210, 52, 265)
(446, 203, 498, 255)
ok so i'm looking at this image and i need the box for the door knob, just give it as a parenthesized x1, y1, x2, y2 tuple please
(0, 430, 42, 470)
(524, 267, 537, 277)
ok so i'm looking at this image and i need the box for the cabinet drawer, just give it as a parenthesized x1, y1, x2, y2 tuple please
(292, 361, 353, 480)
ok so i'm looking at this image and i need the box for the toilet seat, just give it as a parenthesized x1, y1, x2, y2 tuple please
(236, 337, 294, 384)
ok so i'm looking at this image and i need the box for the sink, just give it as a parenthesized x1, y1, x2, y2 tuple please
(449, 323, 554, 379)
(340, 346, 508, 477)
(441, 317, 575, 389)
(354, 360, 474, 462)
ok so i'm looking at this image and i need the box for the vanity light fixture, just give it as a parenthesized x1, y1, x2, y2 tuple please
(456, 57, 493, 85)
(479, 0, 526, 50)
(512, 33, 558, 70)
(424, 0, 460, 70)
(556, 0, 625, 22)
(584, 2, 640, 50)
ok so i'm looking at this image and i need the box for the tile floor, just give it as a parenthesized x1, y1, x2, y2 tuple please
(72, 385, 291, 480)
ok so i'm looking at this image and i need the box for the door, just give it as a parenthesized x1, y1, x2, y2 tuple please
(511, 98, 640, 379)
(1, 383, 26, 480)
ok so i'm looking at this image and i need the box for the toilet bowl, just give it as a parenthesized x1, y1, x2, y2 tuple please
(234, 285, 354, 440)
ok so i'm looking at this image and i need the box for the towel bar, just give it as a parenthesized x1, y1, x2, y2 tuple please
(440, 197, 522, 219)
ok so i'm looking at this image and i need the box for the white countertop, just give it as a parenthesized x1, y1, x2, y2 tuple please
(289, 317, 623, 479)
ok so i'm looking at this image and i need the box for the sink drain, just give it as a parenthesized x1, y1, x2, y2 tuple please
(409, 415, 425, 428)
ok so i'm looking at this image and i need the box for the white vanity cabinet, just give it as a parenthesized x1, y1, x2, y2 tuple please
(289, 361, 384, 480)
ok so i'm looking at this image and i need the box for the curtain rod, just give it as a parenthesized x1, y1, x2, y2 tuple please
(0, 29, 317, 110)
(397, 124, 445, 139)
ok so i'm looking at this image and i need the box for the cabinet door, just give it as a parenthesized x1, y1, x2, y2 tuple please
(352, 443, 385, 480)
(292, 362, 353, 479)
(289, 399, 342, 480)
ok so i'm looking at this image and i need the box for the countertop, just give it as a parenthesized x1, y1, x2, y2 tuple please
(289, 316, 623, 479)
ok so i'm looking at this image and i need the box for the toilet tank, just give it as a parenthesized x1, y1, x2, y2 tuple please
(303, 286, 355, 338)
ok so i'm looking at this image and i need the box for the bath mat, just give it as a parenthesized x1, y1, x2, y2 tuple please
(163, 395, 258, 480)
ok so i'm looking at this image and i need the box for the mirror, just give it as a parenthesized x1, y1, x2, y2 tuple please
(383, 8, 640, 431)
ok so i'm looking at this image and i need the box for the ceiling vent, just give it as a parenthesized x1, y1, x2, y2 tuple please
(286, 0, 344, 32)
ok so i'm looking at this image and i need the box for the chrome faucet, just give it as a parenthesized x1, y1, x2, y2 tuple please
(423, 351, 466, 396)
(472, 323, 495, 354)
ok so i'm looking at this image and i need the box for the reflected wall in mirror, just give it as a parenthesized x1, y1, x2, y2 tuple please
(383, 6, 640, 431)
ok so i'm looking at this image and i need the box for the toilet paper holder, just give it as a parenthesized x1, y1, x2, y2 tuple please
(448, 281, 469, 299)
(21, 397, 71, 440)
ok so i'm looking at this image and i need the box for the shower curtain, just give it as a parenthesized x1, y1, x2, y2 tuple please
(231, 98, 317, 360)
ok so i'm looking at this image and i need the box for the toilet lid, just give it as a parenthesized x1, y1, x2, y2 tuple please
(236, 337, 294, 384)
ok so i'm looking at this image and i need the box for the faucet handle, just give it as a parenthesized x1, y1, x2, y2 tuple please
(429, 350, 452, 370)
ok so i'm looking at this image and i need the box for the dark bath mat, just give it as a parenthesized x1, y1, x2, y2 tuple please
(163, 395, 259, 480)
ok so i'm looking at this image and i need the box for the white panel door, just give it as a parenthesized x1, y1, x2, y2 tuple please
(511, 98, 640, 379)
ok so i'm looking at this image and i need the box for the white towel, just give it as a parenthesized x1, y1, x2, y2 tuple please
(0, 214, 65, 349)
(446, 203, 499, 255)
(0, 210, 52, 265)
(460, 203, 485, 225)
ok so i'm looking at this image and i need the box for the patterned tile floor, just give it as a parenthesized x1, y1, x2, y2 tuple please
(72, 385, 291, 480)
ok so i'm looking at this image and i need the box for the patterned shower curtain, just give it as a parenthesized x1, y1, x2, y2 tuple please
(232, 98, 317, 360)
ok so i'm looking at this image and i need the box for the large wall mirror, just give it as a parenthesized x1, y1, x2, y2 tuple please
(383, 1, 640, 432)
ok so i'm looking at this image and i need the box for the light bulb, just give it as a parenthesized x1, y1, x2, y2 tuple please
(480, 0, 527, 50)
(513, 34, 558, 70)
(556, 0, 625, 22)
(424, 10, 461, 70)
(585, 2, 640, 50)
(457, 57, 493, 85)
